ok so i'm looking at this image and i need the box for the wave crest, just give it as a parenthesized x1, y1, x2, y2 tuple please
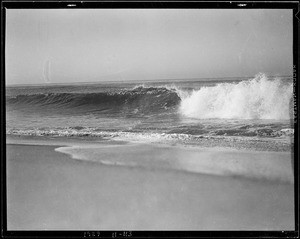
(7, 75, 294, 120)
(7, 86, 181, 115)
(180, 74, 293, 120)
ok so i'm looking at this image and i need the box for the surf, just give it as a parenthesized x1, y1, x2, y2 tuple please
(7, 85, 181, 116)
(7, 74, 293, 120)
(179, 74, 293, 120)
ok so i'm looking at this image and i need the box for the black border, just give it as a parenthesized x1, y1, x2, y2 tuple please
(294, 3, 300, 239)
(1, 1, 299, 9)
(1, 1, 299, 238)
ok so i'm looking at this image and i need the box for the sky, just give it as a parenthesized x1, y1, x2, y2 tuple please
(6, 9, 293, 85)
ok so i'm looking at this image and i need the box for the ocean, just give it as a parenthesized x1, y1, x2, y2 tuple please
(6, 73, 295, 183)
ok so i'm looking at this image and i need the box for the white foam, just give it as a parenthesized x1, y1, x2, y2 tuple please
(54, 144, 294, 184)
(179, 74, 293, 120)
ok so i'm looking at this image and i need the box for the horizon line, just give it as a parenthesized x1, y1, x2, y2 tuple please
(5, 75, 293, 87)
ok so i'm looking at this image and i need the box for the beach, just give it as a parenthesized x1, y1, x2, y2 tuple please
(6, 136, 294, 230)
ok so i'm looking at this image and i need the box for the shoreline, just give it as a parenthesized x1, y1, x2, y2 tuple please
(7, 134, 294, 184)
(6, 132, 294, 152)
(6, 136, 295, 230)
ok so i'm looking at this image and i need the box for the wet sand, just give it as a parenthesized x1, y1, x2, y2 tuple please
(6, 141, 294, 230)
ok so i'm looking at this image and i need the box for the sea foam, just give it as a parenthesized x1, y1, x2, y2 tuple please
(179, 74, 293, 120)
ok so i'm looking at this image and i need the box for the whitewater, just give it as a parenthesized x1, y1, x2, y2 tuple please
(6, 73, 295, 184)
(180, 74, 293, 120)
(6, 74, 294, 148)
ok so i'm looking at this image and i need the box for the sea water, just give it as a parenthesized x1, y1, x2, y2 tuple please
(6, 73, 295, 182)
(6, 73, 294, 143)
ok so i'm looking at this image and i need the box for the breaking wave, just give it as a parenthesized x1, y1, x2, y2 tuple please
(180, 74, 293, 120)
(7, 86, 181, 116)
(7, 74, 293, 120)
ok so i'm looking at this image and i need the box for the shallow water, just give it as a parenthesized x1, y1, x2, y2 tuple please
(55, 142, 294, 184)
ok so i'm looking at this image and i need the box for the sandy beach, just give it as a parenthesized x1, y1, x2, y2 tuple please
(6, 138, 294, 230)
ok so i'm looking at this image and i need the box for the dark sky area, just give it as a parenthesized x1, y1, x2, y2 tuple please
(6, 9, 293, 85)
